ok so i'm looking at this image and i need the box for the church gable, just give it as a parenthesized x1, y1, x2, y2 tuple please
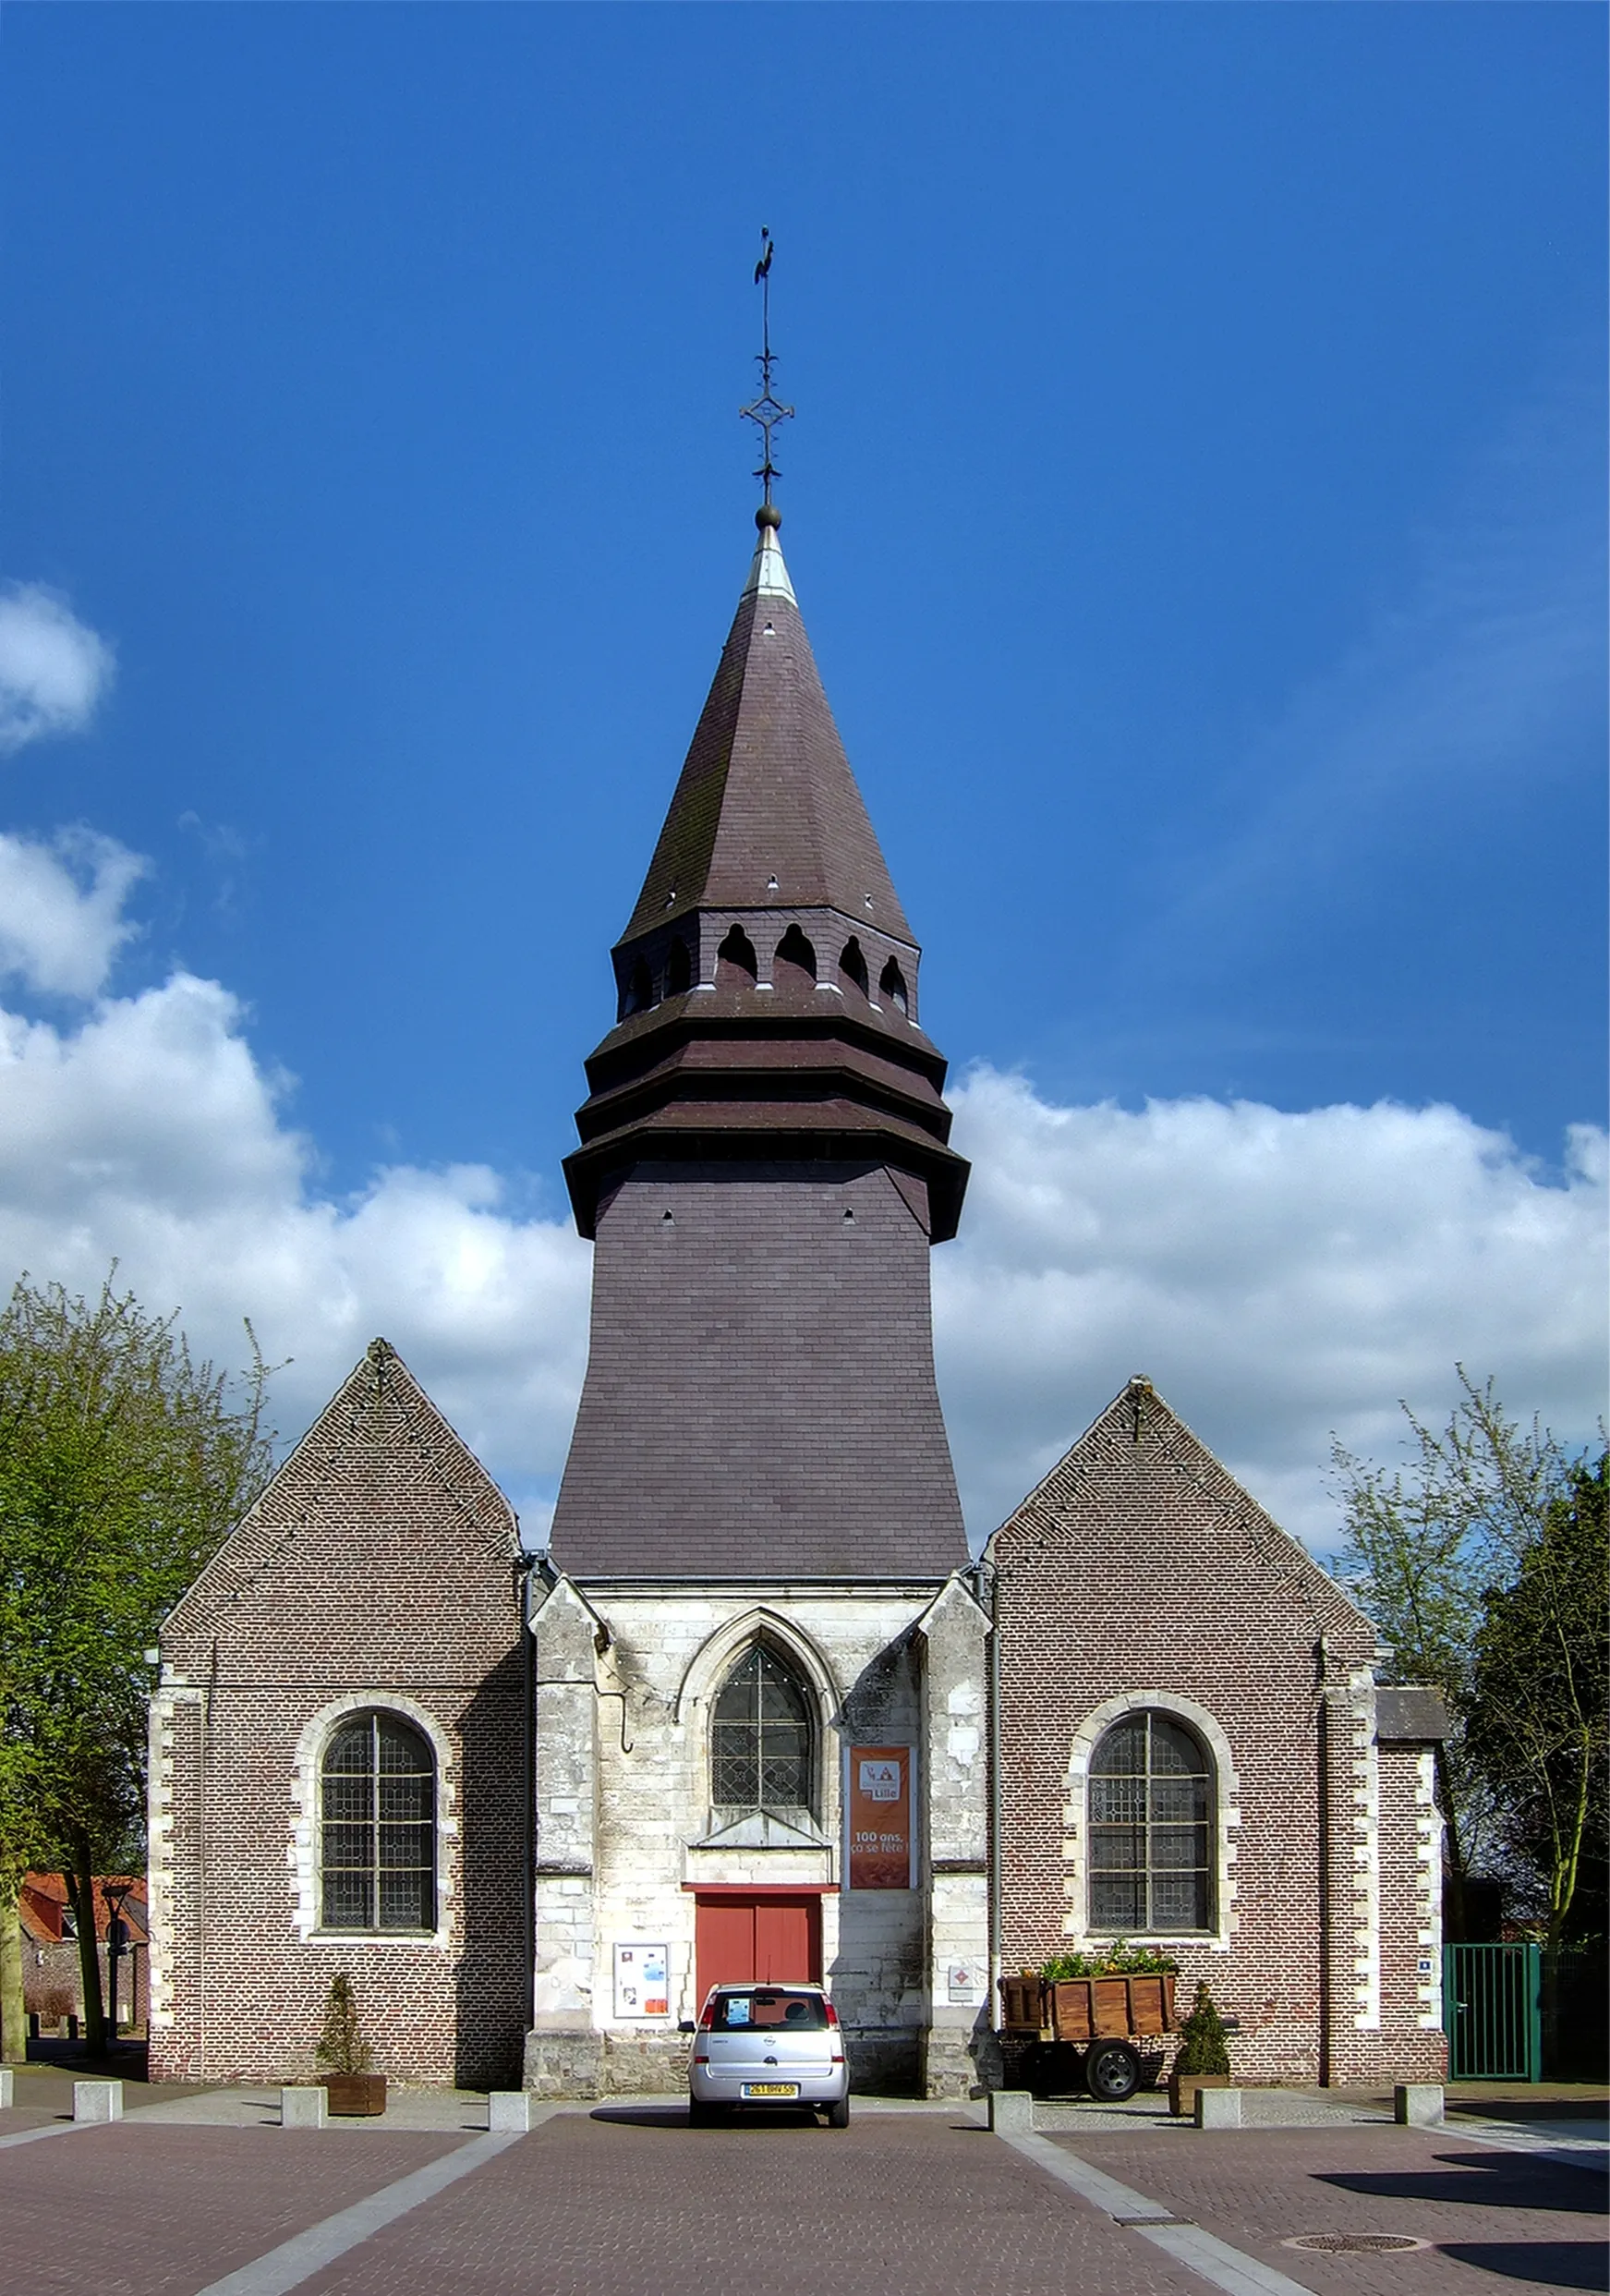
(990, 1375, 1373, 1657)
(162, 1337, 519, 1669)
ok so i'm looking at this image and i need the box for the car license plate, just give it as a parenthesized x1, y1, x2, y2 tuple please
(742, 2082, 799, 2098)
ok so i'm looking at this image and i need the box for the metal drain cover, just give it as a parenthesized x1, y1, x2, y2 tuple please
(1283, 2234, 1430, 2254)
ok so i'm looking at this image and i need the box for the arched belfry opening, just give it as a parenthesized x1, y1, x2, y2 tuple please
(878, 957, 909, 1015)
(621, 956, 656, 1019)
(665, 937, 692, 995)
(715, 924, 758, 990)
(772, 924, 817, 996)
(839, 937, 869, 998)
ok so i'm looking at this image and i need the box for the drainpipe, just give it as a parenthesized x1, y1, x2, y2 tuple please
(979, 1556, 1003, 2036)
(520, 1552, 539, 2034)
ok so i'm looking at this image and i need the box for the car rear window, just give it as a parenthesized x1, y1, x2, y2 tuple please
(710, 1989, 828, 2031)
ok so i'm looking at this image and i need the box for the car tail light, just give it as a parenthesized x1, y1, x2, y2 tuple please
(693, 2052, 709, 2064)
(830, 2053, 844, 2066)
(698, 2000, 716, 2029)
(824, 1999, 840, 2028)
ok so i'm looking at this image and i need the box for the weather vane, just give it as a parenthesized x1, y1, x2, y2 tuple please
(740, 226, 793, 512)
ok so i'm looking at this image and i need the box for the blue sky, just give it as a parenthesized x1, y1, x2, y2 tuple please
(0, 5, 1604, 1543)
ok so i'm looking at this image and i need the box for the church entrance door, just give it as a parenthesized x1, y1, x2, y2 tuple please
(693, 1891, 822, 1998)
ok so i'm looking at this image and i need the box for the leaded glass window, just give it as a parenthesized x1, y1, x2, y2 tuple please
(1087, 1712, 1213, 1935)
(710, 1646, 815, 1819)
(320, 1711, 436, 1932)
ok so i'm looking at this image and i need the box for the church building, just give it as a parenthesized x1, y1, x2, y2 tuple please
(146, 493, 1445, 2097)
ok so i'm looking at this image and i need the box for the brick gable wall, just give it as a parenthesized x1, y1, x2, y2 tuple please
(990, 1379, 1446, 2085)
(149, 1342, 529, 2087)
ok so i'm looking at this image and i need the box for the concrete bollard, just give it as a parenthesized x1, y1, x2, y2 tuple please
(281, 2085, 327, 2128)
(488, 2089, 535, 2132)
(1195, 2084, 1242, 2129)
(0, 2068, 13, 2108)
(73, 2080, 124, 2124)
(988, 2088, 1035, 2133)
(1395, 2083, 1444, 2128)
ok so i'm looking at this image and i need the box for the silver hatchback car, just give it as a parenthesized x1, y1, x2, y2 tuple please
(684, 1983, 850, 2126)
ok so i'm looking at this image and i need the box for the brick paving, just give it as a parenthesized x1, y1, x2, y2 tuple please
(0, 2097, 1604, 2296)
(1050, 2123, 1610, 2296)
(0, 2124, 463, 2296)
(295, 2106, 1210, 2296)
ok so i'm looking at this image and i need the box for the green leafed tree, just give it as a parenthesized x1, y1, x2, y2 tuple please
(1463, 1452, 1608, 1965)
(1329, 1369, 1592, 1944)
(0, 1274, 273, 2059)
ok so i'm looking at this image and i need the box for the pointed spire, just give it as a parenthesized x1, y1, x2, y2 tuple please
(741, 504, 796, 603)
(620, 512, 909, 941)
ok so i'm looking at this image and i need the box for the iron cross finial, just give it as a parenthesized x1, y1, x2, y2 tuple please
(740, 226, 793, 510)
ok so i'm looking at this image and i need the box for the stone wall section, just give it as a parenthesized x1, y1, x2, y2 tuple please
(525, 1573, 988, 2099)
(990, 1378, 1446, 2086)
(148, 1342, 529, 2088)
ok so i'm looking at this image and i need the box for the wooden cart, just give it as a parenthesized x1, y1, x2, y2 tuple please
(998, 1972, 1177, 2101)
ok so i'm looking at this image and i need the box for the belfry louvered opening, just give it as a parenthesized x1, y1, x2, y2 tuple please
(320, 1711, 436, 1932)
(710, 1645, 817, 1826)
(1088, 1712, 1213, 1934)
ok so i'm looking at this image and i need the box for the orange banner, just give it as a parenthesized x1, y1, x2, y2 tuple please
(847, 1745, 914, 1889)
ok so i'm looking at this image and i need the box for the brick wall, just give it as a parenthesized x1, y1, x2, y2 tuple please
(990, 1377, 1445, 2086)
(149, 1341, 529, 2088)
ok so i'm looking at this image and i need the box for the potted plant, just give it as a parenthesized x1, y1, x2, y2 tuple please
(315, 1973, 386, 2116)
(1168, 1979, 1231, 2116)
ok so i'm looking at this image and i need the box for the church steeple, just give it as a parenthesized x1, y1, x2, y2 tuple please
(618, 508, 911, 943)
(550, 256, 968, 1583)
(563, 511, 968, 1246)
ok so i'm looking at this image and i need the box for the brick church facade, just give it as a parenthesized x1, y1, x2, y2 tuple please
(148, 507, 1446, 2095)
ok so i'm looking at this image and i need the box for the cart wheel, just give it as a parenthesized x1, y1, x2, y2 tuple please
(1084, 2042, 1140, 2102)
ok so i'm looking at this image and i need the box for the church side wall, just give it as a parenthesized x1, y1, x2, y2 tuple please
(148, 1377, 528, 2089)
(992, 1399, 1445, 2088)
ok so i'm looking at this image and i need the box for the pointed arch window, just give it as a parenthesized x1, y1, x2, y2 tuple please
(839, 937, 870, 998)
(665, 936, 692, 995)
(1088, 1712, 1213, 1935)
(773, 923, 817, 994)
(320, 1711, 436, 1932)
(710, 1646, 816, 1821)
(715, 924, 758, 990)
(878, 957, 909, 1015)
(622, 957, 656, 1018)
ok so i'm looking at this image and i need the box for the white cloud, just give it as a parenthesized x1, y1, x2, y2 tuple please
(0, 584, 115, 754)
(0, 872, 1600, 1553)
(0, 968, 592, 1533)
(937, 1069, 1607, 1549)
(0, 829, 146, 998)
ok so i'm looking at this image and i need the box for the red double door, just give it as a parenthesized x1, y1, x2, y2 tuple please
(693, 1892, 822, 1998)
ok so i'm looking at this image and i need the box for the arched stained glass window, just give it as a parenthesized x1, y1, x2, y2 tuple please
(1088, 1712, 1213, 1935)
(711, 1646, 816, 1819)
(321, 1711, 436, 1932)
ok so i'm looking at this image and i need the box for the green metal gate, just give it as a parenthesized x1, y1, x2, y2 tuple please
(1443, 1942, 1542, 2081)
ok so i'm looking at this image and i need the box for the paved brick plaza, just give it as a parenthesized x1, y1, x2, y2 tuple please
(0, 2099, 1603, 2296)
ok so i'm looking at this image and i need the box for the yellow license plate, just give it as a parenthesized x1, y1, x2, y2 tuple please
(743, 2083, 799, 2098)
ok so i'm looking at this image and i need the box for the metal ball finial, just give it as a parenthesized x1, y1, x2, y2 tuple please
(756, 504, 782, 532)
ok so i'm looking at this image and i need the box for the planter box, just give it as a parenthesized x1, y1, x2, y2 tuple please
(1169, 2071, 1229, 2118)
(324, 2073, 387, 2117)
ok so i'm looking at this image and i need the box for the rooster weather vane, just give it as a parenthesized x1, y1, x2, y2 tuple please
(740, 227, 794, 511)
